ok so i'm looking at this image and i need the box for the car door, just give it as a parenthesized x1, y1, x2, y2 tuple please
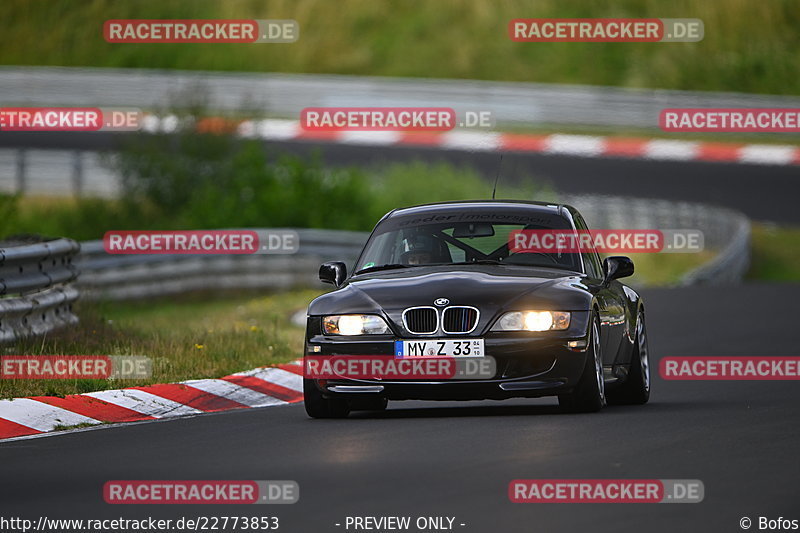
(574, 214, 627, 365)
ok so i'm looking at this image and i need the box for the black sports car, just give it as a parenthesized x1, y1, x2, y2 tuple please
(304, 200, 650, 418)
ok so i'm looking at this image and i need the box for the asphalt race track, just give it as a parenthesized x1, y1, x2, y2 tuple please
(1, 132, 798, 223)
(2, 283, 798, 533)
(263, 141, 800, 225)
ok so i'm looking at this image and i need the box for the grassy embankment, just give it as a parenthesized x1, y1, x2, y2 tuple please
(2, 0, 798, 95)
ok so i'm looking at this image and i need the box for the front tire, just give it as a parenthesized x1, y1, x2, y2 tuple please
(303, 379, 350, 418)
(559, 316, 605, 413)
(607, 309, 650, 405)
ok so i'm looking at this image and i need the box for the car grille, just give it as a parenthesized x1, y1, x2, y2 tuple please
(442, 306, 479, 334)
(402, 307, 438, 335)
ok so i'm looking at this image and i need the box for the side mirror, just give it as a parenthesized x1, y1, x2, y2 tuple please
(603, 256, 634, 283)
(319, 261, 347, 287)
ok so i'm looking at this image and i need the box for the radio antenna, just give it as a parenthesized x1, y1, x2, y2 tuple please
(492, 154, 504, 200)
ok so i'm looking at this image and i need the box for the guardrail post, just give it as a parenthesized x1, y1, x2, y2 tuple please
(72, 151, 84, 197)
(15, 148, 27, 194)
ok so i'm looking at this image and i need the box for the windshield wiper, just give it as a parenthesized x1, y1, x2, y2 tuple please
(354, 263, 411, 275)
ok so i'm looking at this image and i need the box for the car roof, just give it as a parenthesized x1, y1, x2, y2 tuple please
(384, 200, 577, 220)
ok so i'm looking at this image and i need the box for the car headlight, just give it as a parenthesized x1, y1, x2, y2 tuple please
(322, 314, 390, 335)
(491, 311, 571, 332)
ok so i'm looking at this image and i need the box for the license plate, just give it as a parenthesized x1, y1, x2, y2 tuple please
(395, 339, 484, 358)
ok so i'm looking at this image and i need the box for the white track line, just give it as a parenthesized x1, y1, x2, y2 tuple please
(440, 131, 502, 151)
(181, 379, 286, 408)
(644, 140, 699, 161)
(739, 145, 798, 165)
(232, 367, 303, 392)
(255, 119, 301, 140)
(338, 131, 402, 145)
(0, 398, 100, 431)
(84, 389, 202, 418)
(545, 134, 605, 156)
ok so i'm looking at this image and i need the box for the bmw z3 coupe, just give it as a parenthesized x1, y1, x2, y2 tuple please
(304, 200, 650, 418)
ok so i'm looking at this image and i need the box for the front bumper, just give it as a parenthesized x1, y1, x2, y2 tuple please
(305, 334, 590, 401)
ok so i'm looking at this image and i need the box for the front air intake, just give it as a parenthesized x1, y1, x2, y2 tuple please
(402, 306, 439, 335)
(442, 306, 479, 334)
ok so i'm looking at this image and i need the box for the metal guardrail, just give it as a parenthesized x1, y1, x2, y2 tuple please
(73, 197, 751, 302)
(680, 213, 751, 286)
(75, 229, 366, 300)
(563, 194, 752, 286)
(2, 66, 799, 131)
(0, 238, 80, 343)
(0, 149, 119, 198)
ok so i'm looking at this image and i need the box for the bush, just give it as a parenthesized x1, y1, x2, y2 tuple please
(111, 123, 552, 233)
(1, 123, 551, 240)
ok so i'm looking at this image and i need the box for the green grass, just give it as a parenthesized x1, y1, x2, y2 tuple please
(52, 422, 103, 431)
(0, 156, 554, 241)
(629, 223, 800, 285)
(621, 251, 715, 286)
(1, 0, 799, 95)
(0, 289, 322, 399)
(748, 224, 800, 281)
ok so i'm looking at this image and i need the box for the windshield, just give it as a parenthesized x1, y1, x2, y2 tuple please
(355, 209, 583, 273)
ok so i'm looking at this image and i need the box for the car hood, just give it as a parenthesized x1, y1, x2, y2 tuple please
(308, 265, 594, 333)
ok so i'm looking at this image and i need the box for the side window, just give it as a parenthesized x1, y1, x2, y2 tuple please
(574, 214, 603, 279)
